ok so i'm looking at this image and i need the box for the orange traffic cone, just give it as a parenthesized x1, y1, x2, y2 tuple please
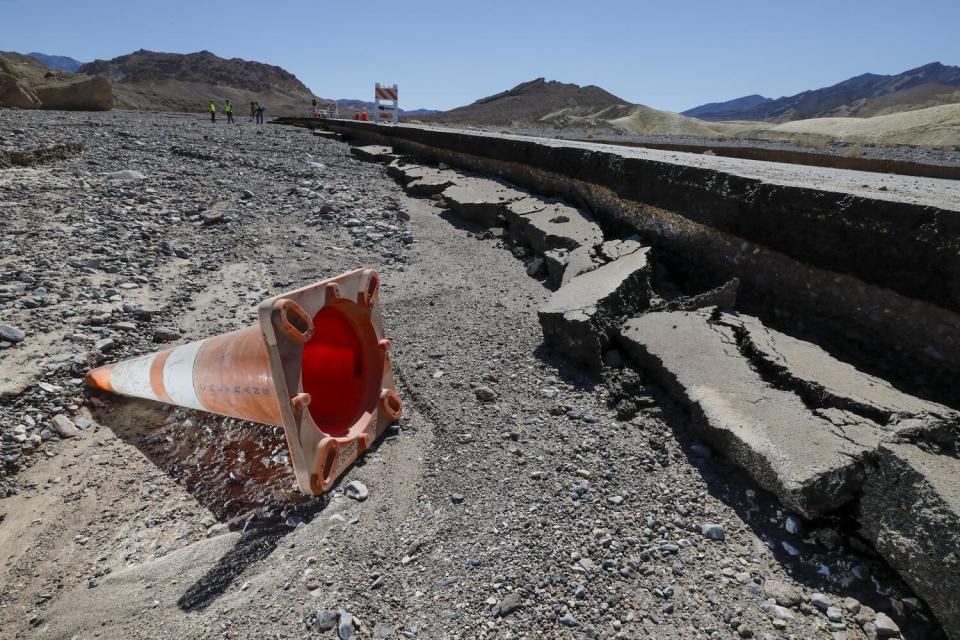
(85, 268, 401, 495)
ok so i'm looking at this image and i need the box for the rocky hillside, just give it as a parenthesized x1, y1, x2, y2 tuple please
(685, 62, 960, 121)
(427, 78, 635, 128)
(0, 51, 112, 110)
(79, 49, 319, 114)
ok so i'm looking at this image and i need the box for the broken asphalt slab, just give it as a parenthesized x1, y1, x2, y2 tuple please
(538, 247, 651, 370)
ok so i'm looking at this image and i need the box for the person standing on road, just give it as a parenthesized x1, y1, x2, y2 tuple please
(225, 99, 234, 124)
(255, 102, 265, 125)
(250, 101, 256, 122)
(208, 101, 216, 123)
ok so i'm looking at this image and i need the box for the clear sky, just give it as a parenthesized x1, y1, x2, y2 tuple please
(2, 0, 958, 112)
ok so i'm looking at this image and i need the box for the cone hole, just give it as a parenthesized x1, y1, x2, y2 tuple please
(301, 303, 381, 436)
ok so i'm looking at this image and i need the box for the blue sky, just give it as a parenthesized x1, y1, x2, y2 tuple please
(2, 0, 958, 112)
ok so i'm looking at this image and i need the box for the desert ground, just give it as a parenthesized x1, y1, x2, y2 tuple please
(0, 110, 949, 640)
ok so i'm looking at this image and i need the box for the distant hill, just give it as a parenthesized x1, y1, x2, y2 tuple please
(79, 49, 320, 114)
(684, 62, 960, 121)
(682, 94, 771, 119)
(425, 78, 634, 128)
(25, 52, 85, 72)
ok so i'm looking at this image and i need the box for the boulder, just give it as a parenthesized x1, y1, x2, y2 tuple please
(0, 71, 41, 109)
(34, 75, 113, 111)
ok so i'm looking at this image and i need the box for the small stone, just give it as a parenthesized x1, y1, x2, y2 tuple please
(0, 324, 25, 343)
(558, 613, 579, 627)
(496, 591, 523, 617)
(736, 623, 754, 638)
(51, 415, 80, 439)
(94, 338, 115, 353)
(763, 580, 802, 607)
(338, 609, 353, 639)
(873, 612, 900, 638)
(843, 597, 861, 614)
(106, 169, 146, 181)
(201, 211, 225, 225)
(811, 592, 831, 612)
(311, 610, 338, 632)
(701, 523, 725, 541)
(826, 606, 843, 622)
(450, 493, 464, 504)
(345, 481, 368, 501)
(153, 326, 181, 342)
(474, 386, 497, 402)
(607, 495, 624, 506)
(784, 515, 803, 534)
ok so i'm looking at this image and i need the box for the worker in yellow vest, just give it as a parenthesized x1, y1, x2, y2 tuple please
(224, 99, 234, 124)
(208, 101, 216, 123)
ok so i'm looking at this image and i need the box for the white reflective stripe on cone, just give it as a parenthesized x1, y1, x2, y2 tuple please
(163, 340, 206, 411)
(109, 353, 160, 401)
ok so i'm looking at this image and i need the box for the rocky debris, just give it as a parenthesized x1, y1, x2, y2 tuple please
(545, 237, 647, 289)
(701, 522, 725, 541)
(350, 145, 396, 162)
(0, 143, 83, 170)
(539, 247, 651, 370)
(440, 177, 528, 227)
(345, 480, 369, 501)
(474, 386, 497, 402)
(652, 277, 740, 313)
(859, 443, 960, 637)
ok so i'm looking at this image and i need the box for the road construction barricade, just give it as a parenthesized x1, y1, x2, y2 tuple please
(85, 268, 401, 495)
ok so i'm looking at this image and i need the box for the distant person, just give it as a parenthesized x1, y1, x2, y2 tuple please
(255, 102, 265, 125)
(208, 101, 216, 123)
(353, 110, 359, 120)
(250, 101, 256, 122)
(224, 99, 234, 124)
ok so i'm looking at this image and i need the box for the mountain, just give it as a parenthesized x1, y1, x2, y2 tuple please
(0, 51, 112, 110)
(682, 94, 771, 119)
(25, 52, 84, 73)
(426, 78, 634, 128)
(684, 62, 960, 121)
(78, 49, 320, 114)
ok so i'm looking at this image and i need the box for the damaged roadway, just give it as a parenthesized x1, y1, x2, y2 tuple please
(0, 110, 958, 640)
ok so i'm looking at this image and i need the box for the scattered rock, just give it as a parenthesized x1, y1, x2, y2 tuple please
(345, 481, 368, 501)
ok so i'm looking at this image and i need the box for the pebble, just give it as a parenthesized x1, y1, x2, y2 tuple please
(558, 613, 579, 627)
(50, 414, 80, 439)
(873, 612, 901, 638)
(701, 523, 725, 541)
(0, 323, 25, 343)
(474, 386, 497, 401)
(338, 609, 353, 639)
(345, 480, 368, 501)
(496, 591, 523, 617)
(106, 169, 146, 181)
(811, 592, 831, 612)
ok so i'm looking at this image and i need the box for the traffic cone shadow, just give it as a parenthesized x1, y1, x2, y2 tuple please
(85, 268, 401, 495)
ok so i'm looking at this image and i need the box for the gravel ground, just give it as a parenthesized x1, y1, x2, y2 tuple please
(0, 110, 941, 639)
